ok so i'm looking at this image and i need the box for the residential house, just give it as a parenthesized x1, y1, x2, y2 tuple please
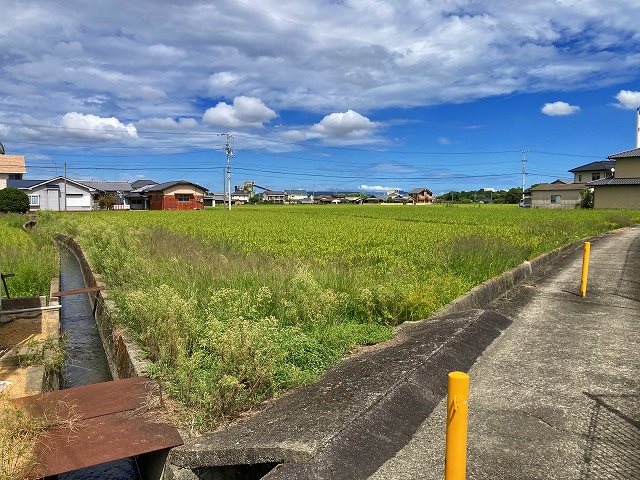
(262, 190, 286, 203)
(408, 188, 434, 204)
(8, 177, 96, 211)
(79, 180, 133, 209)
(526, 158, 615, 209)
(142, 181, 206, 210)
(203, 193, 226, 207)
(231, 188, 250, 204)
(588, 147, 640, 209)
(0, 155, 26, 189)
(568, 161, 615, 184)
(125, 180, 158, 209)
(285, 189, 308, 203)
(528, 180, 585, 209)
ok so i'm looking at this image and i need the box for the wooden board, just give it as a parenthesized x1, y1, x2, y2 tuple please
(14, 377, 183, 478)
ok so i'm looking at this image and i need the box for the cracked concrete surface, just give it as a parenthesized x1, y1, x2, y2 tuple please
(370, 227, 640, 480)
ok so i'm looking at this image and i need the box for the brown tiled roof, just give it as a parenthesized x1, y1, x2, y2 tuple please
(0, 155, 26, 174)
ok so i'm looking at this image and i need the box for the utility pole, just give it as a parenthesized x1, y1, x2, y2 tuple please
(219, 133, 234, 211)
(521, 149, 528, 201)
(64, 161, 68, 212)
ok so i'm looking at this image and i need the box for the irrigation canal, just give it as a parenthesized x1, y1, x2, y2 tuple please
(58, 247, 140, 480)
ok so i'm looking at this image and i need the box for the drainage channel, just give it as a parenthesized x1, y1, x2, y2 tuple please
(58, 247, 141, 480)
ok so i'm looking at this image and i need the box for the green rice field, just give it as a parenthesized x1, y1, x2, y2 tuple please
(30, 205, 640, 427)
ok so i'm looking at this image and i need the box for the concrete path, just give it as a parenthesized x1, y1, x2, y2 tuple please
(371, 226, 640, 480)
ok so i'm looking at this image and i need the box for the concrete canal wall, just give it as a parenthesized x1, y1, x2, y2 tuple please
(54, 234, 149, 380)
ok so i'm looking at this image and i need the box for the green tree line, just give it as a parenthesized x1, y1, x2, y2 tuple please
(436, 187, 524, 204)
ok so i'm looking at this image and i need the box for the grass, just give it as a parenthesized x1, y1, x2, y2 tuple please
(0, 214, 58, 298)
(0, 397, 49, 480)
(0, 394, 79, 480)
(37, 205, 639, 429)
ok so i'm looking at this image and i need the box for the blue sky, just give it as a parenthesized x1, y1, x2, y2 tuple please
(2, 1, 640, 194)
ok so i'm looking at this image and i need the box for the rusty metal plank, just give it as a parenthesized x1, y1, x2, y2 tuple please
(14, 376, 155, 420)
(34, 414, 183, 477)
(51, 286, 102, 297)
(15, 377, 182, 478)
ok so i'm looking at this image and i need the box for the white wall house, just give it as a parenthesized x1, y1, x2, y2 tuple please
(8, 177, 96, 211)
(285, 190, 308, 203)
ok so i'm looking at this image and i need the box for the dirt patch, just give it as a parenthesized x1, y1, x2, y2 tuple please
(0, 316, 41, 350)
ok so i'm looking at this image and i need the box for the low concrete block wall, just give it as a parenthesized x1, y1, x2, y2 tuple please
(1, 296, 47, 311)
(54, 234, 149, 380)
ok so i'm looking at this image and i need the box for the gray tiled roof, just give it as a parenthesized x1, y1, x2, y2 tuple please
(131, 179, 157, 189)
(144, 180, 207, 192)
(569, 161, 615, 172)
(588, 177, 640, 186)
(78, 180, 133, 192)
(607, 147, 640, 159)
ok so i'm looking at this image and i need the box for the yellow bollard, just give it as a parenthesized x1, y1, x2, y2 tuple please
(445, 371, 470, 480)
(580, 242, 591, 297)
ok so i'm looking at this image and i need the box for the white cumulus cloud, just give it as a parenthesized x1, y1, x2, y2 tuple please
(311, 110, 376, 138)
(614, 90, 640, 109)
(203, 96, 276, 128)
(61, 112, 138, 139)
(359, 184, 399, 192)
(541, 101, 580, 116)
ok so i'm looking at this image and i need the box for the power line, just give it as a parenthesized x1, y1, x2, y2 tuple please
(26, 162, 524, 181)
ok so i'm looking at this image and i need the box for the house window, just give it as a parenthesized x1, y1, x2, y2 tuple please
(592, 172, 601, 181)
(28, 194, 40, 206)
(551, 195, 561, 204)
(578, 174, 582, 182)
(177, 194, 191, 202)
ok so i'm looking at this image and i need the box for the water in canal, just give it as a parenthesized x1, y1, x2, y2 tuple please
(58, 248, 140, 480)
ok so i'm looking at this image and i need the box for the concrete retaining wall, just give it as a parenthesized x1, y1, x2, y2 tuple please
(54, 234, 149, 380)
(0, 282, 60, 396)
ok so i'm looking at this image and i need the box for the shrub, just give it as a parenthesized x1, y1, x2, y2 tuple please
(579, 189, 593, 209)
(0, 188, 29, 213)
(97, 194, 117, 210)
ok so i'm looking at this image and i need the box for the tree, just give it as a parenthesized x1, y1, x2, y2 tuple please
(0, 187, 30, 213)
(97, 194, 117, 210)
(579, 189, 593, 209)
